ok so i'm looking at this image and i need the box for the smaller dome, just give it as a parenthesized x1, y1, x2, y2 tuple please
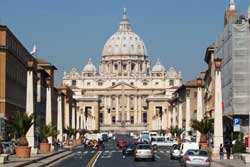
(152, 58, 165, 72)
(83, 58, 97, 73)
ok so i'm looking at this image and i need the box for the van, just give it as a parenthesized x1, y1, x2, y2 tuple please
(180, 142, 199, 156)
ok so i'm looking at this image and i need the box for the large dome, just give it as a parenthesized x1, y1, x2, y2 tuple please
(102, 9, 147, 57)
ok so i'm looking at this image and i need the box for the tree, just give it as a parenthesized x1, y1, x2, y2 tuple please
(39, 124, 58, 143)
(9, 112, 34, 146)
(191, 118, 213, 142)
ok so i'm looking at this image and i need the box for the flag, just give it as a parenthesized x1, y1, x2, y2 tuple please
(30, 45, 37, 55)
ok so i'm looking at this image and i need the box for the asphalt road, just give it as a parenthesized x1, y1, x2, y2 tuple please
(52, 135, 181, 167)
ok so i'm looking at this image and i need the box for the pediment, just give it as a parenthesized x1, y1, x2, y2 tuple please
(109, 82, 137, 90)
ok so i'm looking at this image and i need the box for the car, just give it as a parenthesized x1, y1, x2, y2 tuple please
(122, 143, 136, 156)
(117, 140, 127, 149)
(101, 133, 109, 142)
(180, 142, 199, 157)
(134, 144, 155, 161)
(151, 136, 177, 149)
(170, 144, 181, 160)
(180, 149, 211, 167)
(1, 141, 15, 154)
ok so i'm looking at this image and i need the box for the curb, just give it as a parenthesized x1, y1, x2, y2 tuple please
(38, 151, 73, 167)
(213, 161, 236, 167)
(14, 149, 66, 167)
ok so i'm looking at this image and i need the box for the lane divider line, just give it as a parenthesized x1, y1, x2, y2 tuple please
(86, 151, 102, 167)
(91, 151, 102, 167)
(155, 154, 161, 159)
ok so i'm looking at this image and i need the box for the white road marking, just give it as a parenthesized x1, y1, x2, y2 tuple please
(160, 151, 164, 153)
(84, 151, 88, 154)
(155, 154, 161, 159)
(91, 151, 102, 167)
(91, 150, 96, 153)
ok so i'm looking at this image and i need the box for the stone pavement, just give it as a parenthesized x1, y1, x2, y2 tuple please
(1, 149, 73, 167)
(212, 159, 250, 167)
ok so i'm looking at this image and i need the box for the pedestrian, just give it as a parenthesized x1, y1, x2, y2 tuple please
(219, 143, 224, 160)
(225, 142, 231, 159)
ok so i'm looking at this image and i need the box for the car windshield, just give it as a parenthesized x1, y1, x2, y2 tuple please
(173, 144, 180, 149)
(157, 138, 165, 141)
(126, 144, 135, 148)
(137, 144, 151, 149)
(187, 150, 208, 156)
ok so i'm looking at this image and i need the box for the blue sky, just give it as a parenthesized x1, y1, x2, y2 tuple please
(0, 0, 249, 83)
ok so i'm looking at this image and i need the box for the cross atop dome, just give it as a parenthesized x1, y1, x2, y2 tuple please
(228, 0, 236, 11)
(119, 8, 132, 32)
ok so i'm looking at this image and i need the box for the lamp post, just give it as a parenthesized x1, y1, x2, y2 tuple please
(213, 58, 224, 159)
(84, 109, 88, 130)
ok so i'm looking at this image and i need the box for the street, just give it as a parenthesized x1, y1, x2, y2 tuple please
(52, 135, 181, 167)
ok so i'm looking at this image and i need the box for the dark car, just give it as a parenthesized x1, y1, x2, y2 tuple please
(122, 143, 136, 156)
(102, 134, 109, 142)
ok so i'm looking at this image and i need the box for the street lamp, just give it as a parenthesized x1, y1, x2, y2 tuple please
(214, 58, 222, 70)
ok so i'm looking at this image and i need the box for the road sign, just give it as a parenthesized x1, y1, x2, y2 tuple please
(233, 118, 241, 132)
(233, 118, 240, 125)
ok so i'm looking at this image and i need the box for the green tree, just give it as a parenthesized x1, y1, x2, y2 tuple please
(9, 112, 34, 146)
(40, 124, 58, 143)
(191, 118, 213, 142)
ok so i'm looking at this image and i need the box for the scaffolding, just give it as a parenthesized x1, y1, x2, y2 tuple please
(215, 19, 250, 118)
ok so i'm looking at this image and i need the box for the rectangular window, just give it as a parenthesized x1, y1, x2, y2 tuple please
(143, 82, 147, 86)
(169, 80, 174, 86)
(98, 82, 103, 86)
(72, 80, 76, 86)
(99, 113, 103, 124)
(143, 112, 147, 123)
(87, 82, 91, 86)
(155, 82, 159, 85)
(112, 82, 115, 86)
(112, 116, 116, 124)
(130, 116, 134, 124)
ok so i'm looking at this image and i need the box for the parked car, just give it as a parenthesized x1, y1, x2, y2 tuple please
(180, 149, 211, 167)
(1, 141, 15, 154)
(101, 133, 109, 142)
(151, 136, 177, 149)
(180, 142, 199, 157)
(134, 144, 155, 161)
(122, 143, 136, 156)
(117, 140, 127, 149)
(170, 144, 181, 160)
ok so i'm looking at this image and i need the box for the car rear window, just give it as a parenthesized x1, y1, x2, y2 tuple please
(187, 150, 208, 156)
(137, 145, 151, 149)
(174, 144, 180, 149)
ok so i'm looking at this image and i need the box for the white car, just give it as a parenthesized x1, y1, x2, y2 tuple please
(151, 136, 177, 149)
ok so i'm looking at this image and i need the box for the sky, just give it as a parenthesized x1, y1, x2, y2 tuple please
(0, 0, 249, 84)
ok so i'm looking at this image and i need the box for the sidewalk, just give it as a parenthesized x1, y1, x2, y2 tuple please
(1, 148, 72, 167)
(212, 159, 250, 167)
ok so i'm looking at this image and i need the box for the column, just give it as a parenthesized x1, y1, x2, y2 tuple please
(25, 61, 37, 154)
(108, 96, 111, 125)
(57, 95, 63, 142)
(185, 90, 191, 139)
(213, 60, 224, 158)
(46, 78, 53, 145)
(127, 96, 130, 122)
(138, 96, 142, 124)
(178, 103, 183, 129)
(196, 83, 203, 143)
(72, 105, 76, 129)
(168, 109, 172, 128)
(65, 101, 70, 128)
(134, 96, 138, 124)
(76, 109, 80, 130)
(172, 106, 176, 127)
(115, 96, 119, 122)
(103, 96, 107, 125)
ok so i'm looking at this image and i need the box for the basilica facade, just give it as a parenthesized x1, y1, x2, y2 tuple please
(62, 10, 182, 132)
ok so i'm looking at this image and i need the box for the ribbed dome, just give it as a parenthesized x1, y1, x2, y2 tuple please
(83, 58, 97, 73)
(102, 9, 147, 57)
(152, 58, 165, 72)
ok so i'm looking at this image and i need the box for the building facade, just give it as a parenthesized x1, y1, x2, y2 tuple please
(62, 10, 182, 132)
(215, 0, 250, 134)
